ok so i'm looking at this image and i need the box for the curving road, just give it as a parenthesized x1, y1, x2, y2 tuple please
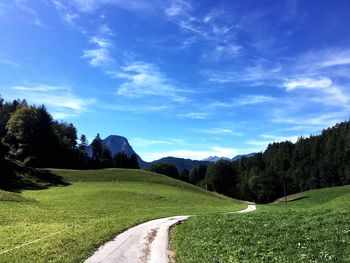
(84, 204, 256, 263)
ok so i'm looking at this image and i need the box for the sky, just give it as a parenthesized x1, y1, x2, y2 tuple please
(0, 0, 350, 161)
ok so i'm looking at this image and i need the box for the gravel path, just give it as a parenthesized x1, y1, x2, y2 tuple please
(84, 204, 256, 263)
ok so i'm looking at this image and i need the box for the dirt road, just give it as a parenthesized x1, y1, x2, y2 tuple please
(84, 204, 256, 263)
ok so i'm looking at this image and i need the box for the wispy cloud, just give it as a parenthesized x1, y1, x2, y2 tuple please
(245, 140, 272, 147)
(165, 0, 192, 18)
(235, 95, 275, 106)
(202, 44, 242, 61)
(272, 112, 348, 130)
(131, 138, 185, 147)
(206, 95, 275, 110)
(3, 84, 95, 119)
(283, 77, 331, 91)
(164, 18, 202, 34)
(205, 64, 279, 84)
(162, 1, 274, 65)
(283, 77, 350, 107)
(70, 0, 161, 12)
(0, 59, 18, 66)
(83, 34, 113, 67)
(51, 1, 85, 31)
(260, 134, 299, 143)
(245, 134, 299, 151)
(62, 13, 79, 25)
(197, 128, 234, 135)
(14, 0, 44, 27)
(177, 111, 208, 119)
(110, 62, 188, 102)
(51, 0, 66, 11)
(97, 102, 170, 114)
(297, 48, 350, 70)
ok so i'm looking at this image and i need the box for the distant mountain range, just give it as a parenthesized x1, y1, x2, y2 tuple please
(202, 156, 231, 162)
(203, 153, 257, 162)
(88, 135, 255, 171)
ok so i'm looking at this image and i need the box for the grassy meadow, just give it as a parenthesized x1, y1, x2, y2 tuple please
(0, 168, 244, 263)
(171, 185, 350, 263)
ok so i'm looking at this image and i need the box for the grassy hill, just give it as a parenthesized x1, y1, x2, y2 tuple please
(0, 168, 245, 263)
(171, 185, 350, 263)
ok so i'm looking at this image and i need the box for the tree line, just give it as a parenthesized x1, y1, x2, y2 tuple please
(2, 96, 349, 202)
(0, 97, 138, 176)
(181, 121, 350, 203)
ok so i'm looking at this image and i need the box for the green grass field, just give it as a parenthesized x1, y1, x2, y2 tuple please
(171, 185, 350, 263)
(0, 168, 244, 263)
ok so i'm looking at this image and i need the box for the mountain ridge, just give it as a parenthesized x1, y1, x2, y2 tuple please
(89, 135, 255, 171)
(203, 153, 257, 162)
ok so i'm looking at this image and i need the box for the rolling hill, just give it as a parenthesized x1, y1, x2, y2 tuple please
(0, 167, 244, 263)
(171, 185, 350, 262)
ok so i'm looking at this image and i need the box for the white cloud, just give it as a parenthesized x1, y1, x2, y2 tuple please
(197, 128, 233, 135)
(260, 134, 299, 143)
(70, 0, 160, 12)
(90, 36, 111, 48)
(203, 10, 222, 24)
(165, 0, 192, 18)
(0, 59, 17, 66)
(4, 84, 95, 119)
(272, 112, 347, 129)
(245, 140, 272, 147)
(164, 0, 206, 36)
(164, 18, 202, 34)
(131, 138, 185, 147)
(234, 95, 275, 106)
(143, 146, 238, 161)
(283, 77, 332, 91)
(297, 48, 350, 69)
(83, 36, 113, 66)
(177, 112, 208, 119)
(83, 49, 112, 66)
(112, 62, 188, 102)
(98, 24, 114, 36)
(245, 134, 299, 151)
(51, 0, 66, 11)
(12, 85, 66, 92)
(203, 44, 242, 61)
(205, 64, 278, 84)
(14, 1, 44, 27)
(97, 102, 171, 114)
(283, 77, 350, 107)
(206, 95, 275, 110)
(63, 13, 79, 25)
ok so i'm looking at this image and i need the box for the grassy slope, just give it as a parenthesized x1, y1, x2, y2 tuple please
(171, 185, 350, 263)
(0, 168, 244, 263)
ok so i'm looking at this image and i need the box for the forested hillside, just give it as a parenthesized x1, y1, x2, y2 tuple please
(189, 121, 350, 203)
(0, 97, 139, 178)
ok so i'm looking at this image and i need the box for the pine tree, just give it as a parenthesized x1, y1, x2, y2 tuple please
(91, 133, 103, 162)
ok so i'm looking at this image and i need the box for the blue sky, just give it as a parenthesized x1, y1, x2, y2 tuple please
(1, 0, 350, 161)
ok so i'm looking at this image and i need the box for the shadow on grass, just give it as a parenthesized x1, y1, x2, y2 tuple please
(0, 160, 69, 192)
(287, 196, 310, 202)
